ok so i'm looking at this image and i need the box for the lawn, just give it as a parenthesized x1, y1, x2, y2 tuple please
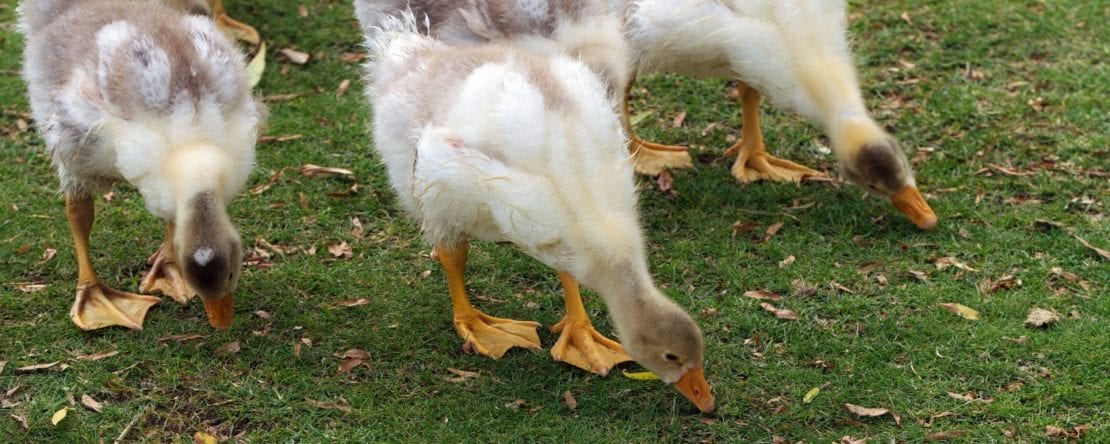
(1, 0, 1106, 441)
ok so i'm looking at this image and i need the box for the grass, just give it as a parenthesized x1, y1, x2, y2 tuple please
(1, 0, 1106, 441)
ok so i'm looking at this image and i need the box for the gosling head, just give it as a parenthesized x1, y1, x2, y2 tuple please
(621, 301, 715, 413)
(175, 192, 242, 330)
(838, 135, 937, 230)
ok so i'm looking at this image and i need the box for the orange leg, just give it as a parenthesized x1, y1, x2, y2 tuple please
(66, 196, 160, 331)
(622, 78, 693, 176)
(438, 243, 541, 359)
(139, 222, 196, 304)
(549, 272, 631, 376)
(724, 83, 822, 183)
(210, 0, 260, 45)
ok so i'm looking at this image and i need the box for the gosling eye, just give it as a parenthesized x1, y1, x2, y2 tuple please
(664, 353, 679, 362)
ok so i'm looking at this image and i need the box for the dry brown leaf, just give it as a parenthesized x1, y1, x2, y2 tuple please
(340, 52, 367, 63)
(293, 342, 302, 358)
(909, 270, 929, 282)
(562, 391, 577, 411)
(1025, 308, 1059, 328)
(10, 412, 29, 430)
(656, 170, 675, 197)
(80, 394, 103, 413)
(14, 282, 46, 293)
(157, 333, 207, 343)
(331, 298, 371, 308)
(445, 367, 479, 383)
(337, 348, 371, 373)
(933, 256, 978, 272)
(760, 302, 799, 320)
(744, 290, 783, 301)
(16, 361, 59, 373)
(839, 436, 865, 444)
(262, 93, 306, 102)
(730, 221, 759, 238)
(297, 4, 308, 17)
(37, 248, 57, 265)
(250, 170, 283, 195)
(215, 341, 240, 355)
(779, 255, 795, 267)
(791, 278, 818, 297)
(335, 79, 351, 97)
(327, 241, 353, 259)
(844, 403, 888, 416)
(828, 281, 855, 294)
(1073, 235, 1110, 261)
(259, 134, 304, 143)
(351, 217, 365, 238)
(253, 310, 272, 320)
(305, 397, 352, 412)
(671, 110, 687, 128)
(699, 308, 719, 318)
(759, 222, 784, 243)
(1027, 96, 1046, 112)
(925, 430, 967, 441)
(76, 350, 119, 361)
(300, 164, 353, 178)
(982, 274, 1022, 293)
(279, 48, 310, 64)
(938, 303, 980, 320)
(0, 361, 5, 374)
(947, 391, 993, 403)
(1044, 424, 1089, 439)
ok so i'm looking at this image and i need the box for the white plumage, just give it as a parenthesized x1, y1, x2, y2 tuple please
(19, 0, 261, 330)
(360, 10, 714, 412)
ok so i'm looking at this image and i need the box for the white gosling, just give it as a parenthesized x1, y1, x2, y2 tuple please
(357, 9, 714, 412)
(19, 0, 262, 330)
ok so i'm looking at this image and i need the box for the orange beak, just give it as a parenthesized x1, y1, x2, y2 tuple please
(674, 367, 715, 413)
(202, 293, 234, 331)
(891, 186, 937, 230)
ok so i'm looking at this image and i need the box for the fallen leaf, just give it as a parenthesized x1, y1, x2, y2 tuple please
(925, 430, 967, 441)
(250, 170, 283, 195)
(803, 386, 820, 404)
(671, 110, 687, 128)
(11, 412, 28, 429)
(37, 248, 57, 265)
(293, 343, 302, 358)
(351, 217, 365, 238)
(839, 436, 865, 444)
(1073, 235, 1110, 261)
(628, 110, 653, 126)
(16, 361, 59, 373)
(760, 302, 799, 320)
(900, 11, 912, 24)
(759, 222, 784, 243)
(14, 282, 46, 293)
(933, 256, 978, 272)
(279, 48, 310, 64)
(253, 310, 272, 320)
(844, 403, 891, 418)
(335, 79, 351, 97)
(621, 370, 659, 380)
(327, 241, 353, 259)
(51, 408, 67, 426)
(337, 348, 371, 373)
(262, 93, 306, 102)
(305, 397, 352, 412)
(779, 255, 795, 267)
(909, 270, 929, 282)
(246, 42, 267, 88)
(259, 134, 304, 143)
(330, 298, 371, 308)
(157, 334, 207, 343)
(743, 290, 783, 301)
(562, 391, 577, 411)
(444, 367, 479, 383)
(297, 4, 308, 17)
(15, 244, 32, 254)
(1027, 96, 1046, 112)
(1024, 308, 1059, 328)
(80, 394, 103, 413)
(730, 221, 759, 238)
(0, 361, 5, 374)
(505, 399, 528, 410)
(76, 350, 119, 361)
(828, 281, 855, 294)
(340, 52, 367, 63)
(194, 431, 219, 444)
(299, 164, 354, 178)
(656, 170, 675, 197)
(938, 303, 980, 320)
(791, 279, 817, 297)
(947, 391, 993, 403)
(699, 308, 719, 318)
(980, 274, 1022, 293)
(215, 341, 241, 355)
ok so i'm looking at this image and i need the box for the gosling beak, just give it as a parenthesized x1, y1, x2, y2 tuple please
(891, 186, 937, 230)
(202, 293, 234, 330)
(674, 367, 715, 413)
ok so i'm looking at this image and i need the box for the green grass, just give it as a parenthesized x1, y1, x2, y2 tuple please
(1, 0, 1107, 441)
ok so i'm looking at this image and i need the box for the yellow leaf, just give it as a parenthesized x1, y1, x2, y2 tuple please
(194, 431, 219, 444)
(803, 386, 820, 404)
(621, 370, 659, 381)
(247, 42, 267, 89)
(50, 408, 67, 426)
(938, 303, 980, 320)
